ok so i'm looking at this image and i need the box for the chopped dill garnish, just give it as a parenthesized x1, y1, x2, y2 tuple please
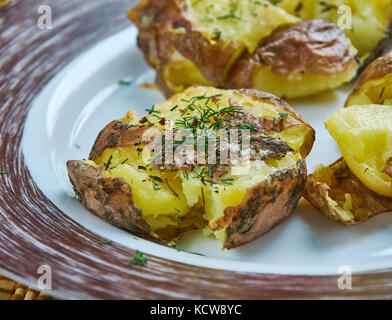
(259, 96, 274, 100)
(195, 167, 206, 177)
(220, 178, 234, 185)
(334, 166, 348, 176)
(150, 175, 163, 183)
(104, 155, 112, 171)
(213, 29, 222, 40)
(118, 80, 132, 86)
(319, 1, 338, 13)
(145, 104, 161, 115)
(295, 2, 303, 12)
(128, 250, 148, 266)
(379, 87, 385, 99)
(99, 240, 112, 245)
(152, 181, 161, 190)
(168, 245, 205, 256)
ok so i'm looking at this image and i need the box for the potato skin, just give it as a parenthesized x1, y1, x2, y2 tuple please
(166, 17, 239, 86)
(303, 158, 392, 225)
(67, 159, 306, 248)
(227, 19, 357, 93)
(345, 51, 392, 107)
(237, 89, 315, 158)
(220, 159, 307, 249)
(67, 160, 157, 240)
(257, 19, 357, 77)
(128, 0, 175, 69)
(89, 120, 153, 161)
(128, 0, 183, 97)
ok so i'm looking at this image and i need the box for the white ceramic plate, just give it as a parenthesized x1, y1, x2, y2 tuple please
(22, 26, 392, 276)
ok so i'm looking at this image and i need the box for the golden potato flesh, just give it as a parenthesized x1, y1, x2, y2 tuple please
(184, 0, 299, 54)
(325, 104, 392, 198)
(251, 64, 357, 99)
(345, 52, 392, 107)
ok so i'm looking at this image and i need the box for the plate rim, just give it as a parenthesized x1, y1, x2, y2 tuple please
(1, 0, 392, 299)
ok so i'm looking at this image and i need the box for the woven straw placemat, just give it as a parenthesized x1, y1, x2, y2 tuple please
(0, 275, 51, 300)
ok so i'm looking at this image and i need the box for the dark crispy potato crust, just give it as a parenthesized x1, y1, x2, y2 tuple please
(219, 160, 307, 249)
(89, 121, 152, 160)
(258, 20, 357, 77)
(303, 158, 392, 225)
(128, 0, 181, 97)
(166, 17, 238, 85)
(384, 158, 392, 178)
(238, 89, 316, 158)
(67, 160, 156, 239)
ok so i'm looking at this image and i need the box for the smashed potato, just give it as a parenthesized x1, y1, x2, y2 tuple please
(129, 0, 359, 98)
(305, 53, 392, 225)
(270, 0, 392, 59)
(67, 86, 315, 249)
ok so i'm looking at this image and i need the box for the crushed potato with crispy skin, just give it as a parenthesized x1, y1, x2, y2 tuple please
(67, 86, 315, 248)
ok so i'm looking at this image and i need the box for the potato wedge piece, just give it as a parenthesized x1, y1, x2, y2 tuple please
(304, 158, 392, 225)
(345, 52, 392, 107)
(270, 0, 392, 59)
(325, 104, 392, 198)
(67, 86, 315, 249)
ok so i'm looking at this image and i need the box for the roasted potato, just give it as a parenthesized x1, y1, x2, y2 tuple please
(270, 0, 392, 60)
(325, 104, 392, 198)
(304, 55, 392, 225)
(227, 19, 358, 99)
(304, 158, 392, 225)
(129, 0, 359, 98)
(346, 51, 392, 107)
(67, 86, 315, 249)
